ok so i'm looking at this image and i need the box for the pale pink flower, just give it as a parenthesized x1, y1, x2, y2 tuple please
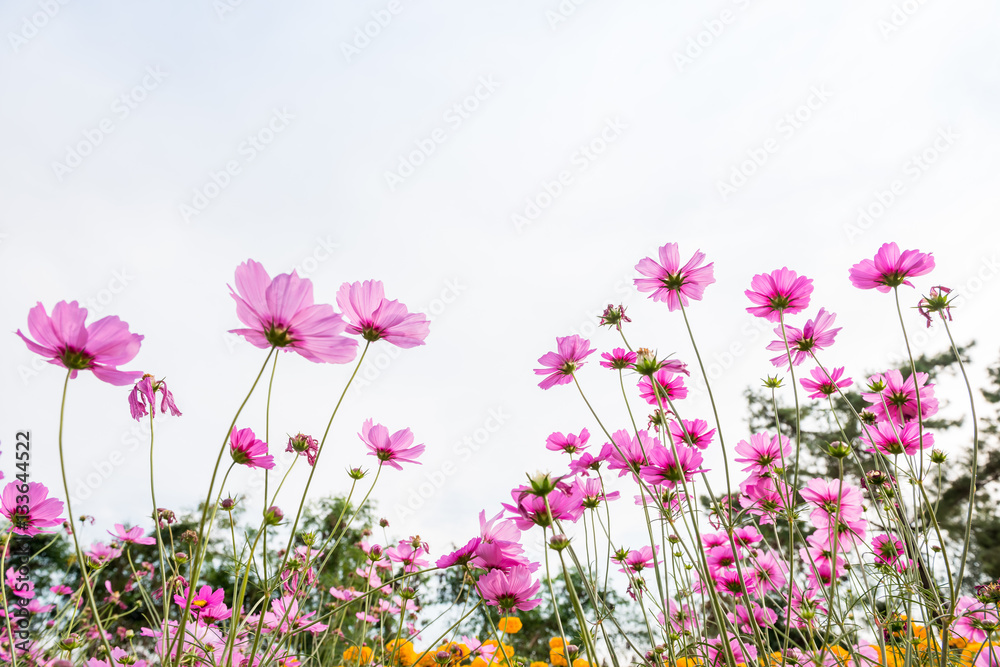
(16, 300, 143, 385)
(1, 481, 64, 537)
(634, 242, 715, 311)
(229, 259, 357, 363)
(534, 335, 596, 389)
(359, 419, 425, 470)
(337, 280, 430, 348)
(766, 308, 841, 368)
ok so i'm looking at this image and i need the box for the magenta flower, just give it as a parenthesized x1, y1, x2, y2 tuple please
(545, 428, 590, 454)
(108, 524, 156, 546)
(128, 374, 182, 421)
(436, 537, 482, 569)
(85, 541, 122, 567)
(229, 427, 275, 470)
(359, 419, 425, 470)
(849, 242, 935, 292)
(765, 308, 841, 368)
(738, 475, 792, 525)
(600, 347, 637, 370)
(1, 481, 64, 536)
(799, 478, 864, 528)
(503, 484, 584, 530)
(734, 431, 790, 477)
(745, 268, 814, 322)
(477, 565, 542, 613)
(872, 533, 904, 566)
(800, 366, 852, 399)
(174, 584, 225, 616)
(860, 420, 933, 456)
(862, 369, 938, 423)
(618, 545, 660, 574)
(638, 369, 688, 406)
(669, 419, 716, 450)
(337, 280, 430, 348)
(634, 242, 715, 311)
(918, 285, 955, 327)
(16, 301, 143, 385)
(640, 444, 707, 488)
(534, 335, 596, 389)
(229, 259, 357, 363)
(601, 429, 657, 479)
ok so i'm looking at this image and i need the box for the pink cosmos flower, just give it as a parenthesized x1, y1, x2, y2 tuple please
(714, 568, 757, 597)
(745, 268, 814, 322)
(262, 595, 328, 634)
(640, 444, 706, 488)
(849, 242, 935, 292)
(229, 259, 358, 363)
(85, 541, 122, 566)
(862, 369, 938, 424)
(5, 567, 34, 598)
(568, 451, 607, 477)
(800, 366, 852, 399)
(174, 585, 225, 617)
(337, 280, 430, 348)
(359, 419, 425, 470)
(634, 242, 715, 311)
(229, 426, 275, 470)
(534, 335, 596, 389)
(1, 481, 65, 536)
(618, 546, 660, 574)
(385, 540, 431, 574)
(872, 533, 904, 566)
(669, 419, 716, 451)
(503, 484, 583, 530)
(108, 524, 157, 546)
(85, 648, 148, 667)
(727, 603, 777, 633)
(638, 369, 688, 406)
(436, 537, 482, 569)
(734, 431, 791, 477)
(575, 477, 619, 510)
(799, 478, 864, 525)
(766, 308, 841, 368)
(600, 347, 637, 370)
(16, 300, 143, 385)
(738, 475, 792, 525)
(748, 550, 788, 595)
(477, 565, 542, 613)
(545, 428, 590, 454)
(602, 429, 657, 478)
(953, 595, 1000, 643)
(705, 636, 757, 667)
(861, 420, 932, 456)
(128, 374, 182, 421)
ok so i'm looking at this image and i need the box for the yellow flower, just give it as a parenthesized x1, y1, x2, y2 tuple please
(550, 636, 566, 649)
(386, 638, 417, 666)
(498, 616, 523, 634)
(343, 645, 373, 663)
(676, 658, 703, 667)
(572, 660, 590, 667)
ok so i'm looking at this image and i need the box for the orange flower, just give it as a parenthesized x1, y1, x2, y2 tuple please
(498, 617, 523, 634)
(343, 646, 373, 664)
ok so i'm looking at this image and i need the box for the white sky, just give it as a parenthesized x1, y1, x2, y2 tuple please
(2, 0, 1000, 577)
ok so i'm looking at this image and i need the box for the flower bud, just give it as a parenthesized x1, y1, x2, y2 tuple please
(549, 534, 571, 551)
(828, 441, 852, 459)
(220, 497, 236, 511)
(264, 506, 284, 526)
(348, 467, 367, 480)
(930, 448, 947, 464)
(181, 530, 199, 545)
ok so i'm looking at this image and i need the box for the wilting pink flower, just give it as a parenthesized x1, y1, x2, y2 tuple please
(766, 308, 841, 368)
(534, 335, 596, 389)
(229, 426, 275, 470)
(128, 374, 182, 421)
(669, 419, 716, 451)
(800, 366, 852, 399)
(360, 419, 424, 470)
(286, 432, 320, 466)
(545, 428, 590, 454)
(734, 431, 790, 477)
(477, 565, 542, 613)
(337, 280, 430, 348)
(1, 481, 64, 536)
(638, 369, 688, 406)
(600, 347, 637, 370)
(229, 259, 358, 363)
(745, 268, 814, 322)
(640, 444, 706, 488)
(862, 369, 938, 424)
(849, 242, 935, 292)
(108, 524, 157, 546)
(634, 242, 715, 311)
(16, 300, 143, 385)
(861, 420, 932, 456)
(918, 285, 955, 327)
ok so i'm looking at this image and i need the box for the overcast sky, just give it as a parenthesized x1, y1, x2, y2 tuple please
(3, 0, 1000, 572)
